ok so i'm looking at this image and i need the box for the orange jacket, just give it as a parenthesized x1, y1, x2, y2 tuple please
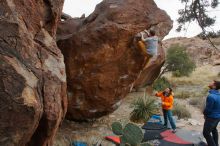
(155, 91, 174, 110)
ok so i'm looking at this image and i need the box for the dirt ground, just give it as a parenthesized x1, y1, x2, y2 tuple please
(54, 91, 143, 146)
(54, 87, 220, 146)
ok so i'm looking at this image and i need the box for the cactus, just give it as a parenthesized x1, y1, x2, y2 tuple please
(140, 142, 152, 146)
(120, 136, 131, 146)
(122, 123, 143, 145)
(111, 122, 123, 135)
(111, 122, 152, 146)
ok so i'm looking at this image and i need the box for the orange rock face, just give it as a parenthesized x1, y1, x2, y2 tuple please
(0, 0, 67, 146)
(57, 0, 172, 121)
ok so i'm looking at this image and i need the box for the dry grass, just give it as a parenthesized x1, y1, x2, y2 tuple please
(175, 91, 191, 99)
(212, 38, 220, 46)
(174, 87, 208, 98)
(173, 103, 191, 119)
(165, 65, 219, 86)
(189, 97, 206, 111)
(163, 65, 216, 115)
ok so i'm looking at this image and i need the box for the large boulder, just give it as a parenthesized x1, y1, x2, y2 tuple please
(57, 0, 172, 121)
(0, 0, 67, 146)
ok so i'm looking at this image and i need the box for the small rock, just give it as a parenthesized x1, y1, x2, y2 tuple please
(188, 119, 200, 126)
(176, 123, 186, 128)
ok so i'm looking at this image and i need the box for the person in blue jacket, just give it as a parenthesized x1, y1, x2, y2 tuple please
(203, 80, 220, 146)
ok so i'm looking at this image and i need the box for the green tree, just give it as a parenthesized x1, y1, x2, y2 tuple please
(197, 30, 220, 39)
(177, 0, 218, 32)
(153, 77, 171, 91)
(177, 0, 219, 49)
(164, 44, 196, 77)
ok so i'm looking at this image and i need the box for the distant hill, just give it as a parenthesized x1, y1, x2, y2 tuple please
(163, 37, 220, 66)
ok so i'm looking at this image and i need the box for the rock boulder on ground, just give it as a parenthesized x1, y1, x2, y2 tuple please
(57, 0, 172, 120)
(0, 0, 67, 146)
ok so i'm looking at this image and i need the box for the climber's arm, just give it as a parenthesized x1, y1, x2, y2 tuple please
(141, 31, 150, 41)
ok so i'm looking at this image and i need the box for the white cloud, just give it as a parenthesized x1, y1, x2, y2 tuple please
(63, 0, 102, 17)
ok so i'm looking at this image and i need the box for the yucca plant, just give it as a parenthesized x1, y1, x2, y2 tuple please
(130, 95, 158, 123)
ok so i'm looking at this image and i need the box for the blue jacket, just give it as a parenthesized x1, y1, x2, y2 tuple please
(204, 90, 220, 119)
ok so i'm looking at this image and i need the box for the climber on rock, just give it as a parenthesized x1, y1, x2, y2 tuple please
(141, 29, 158, 56)
(135, 29, 158, 68)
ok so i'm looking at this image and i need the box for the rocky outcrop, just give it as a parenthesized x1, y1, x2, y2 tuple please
(163, 37, 220, 66)
(0, 0, 67, 146)
(57, 0, 172, 120)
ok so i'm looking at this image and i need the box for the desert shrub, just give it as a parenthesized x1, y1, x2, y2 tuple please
(153, 77, 171, 91)
(173, 103, 191, 119)
(189, 97, 203, 108)
(202, 86, 209, 95)
(175, 91, 191, 99)
(166, 44, 196, 77)
(189, 98, 198, 106)
(172, 70, 181, 77)
(189, 97, 206, 111)
(130, 97, 159, 123)
(164, 65, 219, 86)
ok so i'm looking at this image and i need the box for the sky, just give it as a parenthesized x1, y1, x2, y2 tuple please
(63, 0, 220, 39)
